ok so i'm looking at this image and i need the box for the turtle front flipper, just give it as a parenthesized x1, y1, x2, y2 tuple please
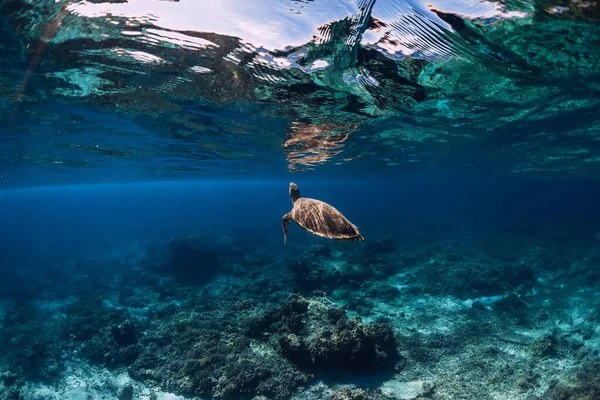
(282, 213, 291, 248)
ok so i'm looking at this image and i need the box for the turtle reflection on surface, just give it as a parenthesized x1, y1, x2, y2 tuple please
(283, 121, 357, 171)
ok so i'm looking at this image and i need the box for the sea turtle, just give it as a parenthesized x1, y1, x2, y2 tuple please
(282, 182, 364, 247)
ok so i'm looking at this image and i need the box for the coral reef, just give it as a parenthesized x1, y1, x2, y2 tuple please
(415, 251, 536, 299)
(128, 294, 310, 399)
(536, 356, 600, 400)
(0, 299, 63, 385)
(249, 294, 399, 376)
(0, 387, 20, 400)
(117, 383, 134, 400)
(331, 388, 374, 400)
(1, 230, 600, 400)
(286, 239, 398, 294)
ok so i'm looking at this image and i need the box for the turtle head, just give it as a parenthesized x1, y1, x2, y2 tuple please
(289, 182, 301, 203)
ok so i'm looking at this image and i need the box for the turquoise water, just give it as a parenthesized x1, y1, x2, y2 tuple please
(1, 0, 600, 186)
(1, 1, 600, 399)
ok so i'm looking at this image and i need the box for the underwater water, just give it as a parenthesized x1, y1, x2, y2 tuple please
(2, 0, 600, 399)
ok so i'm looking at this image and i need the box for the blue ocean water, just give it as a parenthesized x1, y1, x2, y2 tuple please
(1, 0, 600, 399)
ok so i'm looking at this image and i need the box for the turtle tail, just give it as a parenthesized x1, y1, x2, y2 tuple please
(282, 213, 291, 248)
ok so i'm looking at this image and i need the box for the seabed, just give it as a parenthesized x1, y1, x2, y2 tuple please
(1, 229, 599, 400)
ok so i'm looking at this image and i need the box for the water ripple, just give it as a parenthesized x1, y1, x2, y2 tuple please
(0, 0, 599, 184)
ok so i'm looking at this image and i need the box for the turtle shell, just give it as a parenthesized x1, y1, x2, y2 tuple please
(290, 198, 364, 241)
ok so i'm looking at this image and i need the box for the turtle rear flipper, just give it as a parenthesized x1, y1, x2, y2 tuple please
(282, 213, 291, 248)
